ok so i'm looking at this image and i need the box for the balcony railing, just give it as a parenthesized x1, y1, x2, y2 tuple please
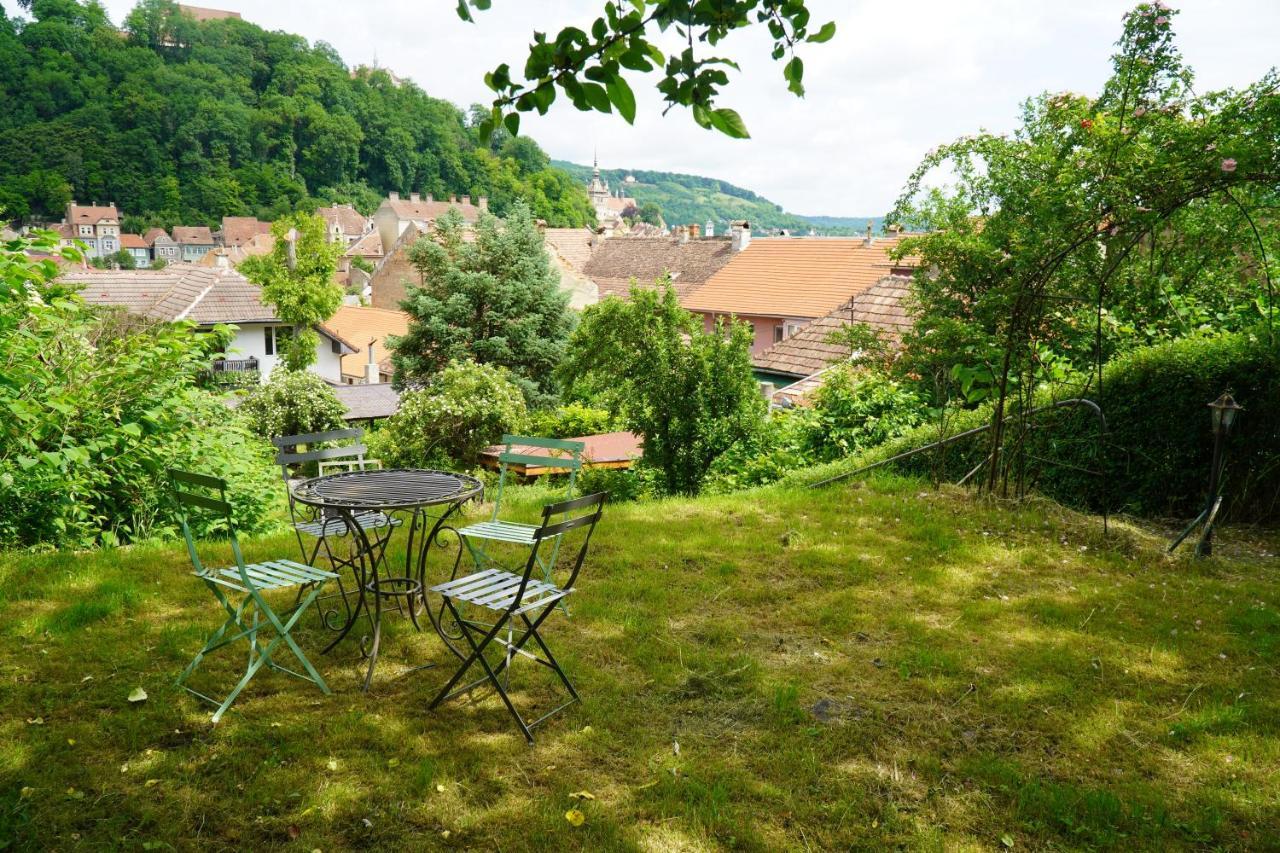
(208, 357, 260, 387)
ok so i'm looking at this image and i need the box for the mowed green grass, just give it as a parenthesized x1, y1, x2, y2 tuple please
(1, 475, 1278, 850)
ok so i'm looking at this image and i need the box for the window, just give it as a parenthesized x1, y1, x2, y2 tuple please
(264, 326, 274, 356)
(331, 337, 342, 355)
(773, 325, 785, 344)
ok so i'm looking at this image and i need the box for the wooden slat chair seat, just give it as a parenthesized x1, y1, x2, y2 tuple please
(430, 493, 606, 743)
(458, 436, 586, 587)
(272, 429, 401, 565)
(169, 469, 337, 723)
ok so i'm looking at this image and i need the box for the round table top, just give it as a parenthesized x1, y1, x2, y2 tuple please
(291, 468, 483, 512)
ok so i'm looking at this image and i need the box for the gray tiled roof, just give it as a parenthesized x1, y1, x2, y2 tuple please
(329, 382, 401, 420)
(62, 267, 276, 325)
(582, 236, 734, 302)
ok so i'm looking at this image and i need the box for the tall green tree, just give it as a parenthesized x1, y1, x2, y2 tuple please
(559, 283, 764, 495)
(391, 202, 573, 406)
(889, 3, 1280, 495)
(240, 213, 343, 372)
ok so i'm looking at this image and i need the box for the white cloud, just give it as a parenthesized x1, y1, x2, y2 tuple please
(96, 0, 1279, 215)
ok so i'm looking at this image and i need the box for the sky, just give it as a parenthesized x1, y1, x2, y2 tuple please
(92, 0, 1280, 217)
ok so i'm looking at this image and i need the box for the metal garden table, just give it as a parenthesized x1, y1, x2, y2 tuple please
(290, 468, 483, 690)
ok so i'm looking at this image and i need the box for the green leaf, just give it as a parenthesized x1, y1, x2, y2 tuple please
(808, 21, 837, 43)
(708, 108, 751, 139)
(784, 56, 805, 96)
(606, 75, 637, 124)
(581, 82, 612, 113)
(503, 111, 520, 137)
(692, 103, 712, 129)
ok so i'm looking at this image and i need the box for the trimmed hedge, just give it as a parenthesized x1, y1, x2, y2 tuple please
(835, 330, 1280, 521)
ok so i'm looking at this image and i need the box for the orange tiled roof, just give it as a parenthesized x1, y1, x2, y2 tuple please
(383, 195, 482, 223)
(178, 4, 241, 22)
(119, 233, 149, 250)
(345, 229, 383, 258)
(220, 216, 272, 248)
(143, 227, 173, 246)
(68, 203, 119, 224)
(317, 204, 368, 237)
(684, 235, 913, 320)
(172, 226, 215, 245)
(543, 228, 597, 272)
(753, 275, 915, 378)
(326, 304, 411, 378)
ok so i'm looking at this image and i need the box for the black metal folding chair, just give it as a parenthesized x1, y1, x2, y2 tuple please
(428, 492, 606, 743)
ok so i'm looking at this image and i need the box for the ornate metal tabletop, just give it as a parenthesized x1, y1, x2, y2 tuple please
(291, 468, 483, 512)
(289, 468, 483, 690)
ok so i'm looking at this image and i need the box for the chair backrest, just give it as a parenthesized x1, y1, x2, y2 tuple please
(510, 492, 607, 612)
(492, 435, 587, 520)
(272, 428, 369, 475)
(167, 469, 245, 575)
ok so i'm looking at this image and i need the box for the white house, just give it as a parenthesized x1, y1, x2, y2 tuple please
(61, 266, 357, 384)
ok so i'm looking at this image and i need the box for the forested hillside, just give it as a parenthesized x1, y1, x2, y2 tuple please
(0, 0, 594, 230)
(553, 159, 877, 234)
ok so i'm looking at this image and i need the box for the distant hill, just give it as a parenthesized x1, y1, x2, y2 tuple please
(552, 161, 878, 236)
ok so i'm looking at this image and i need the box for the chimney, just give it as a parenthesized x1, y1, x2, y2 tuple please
(461, 195, 471, 206)
(535, 218, 547, 233)
(730, 220, 751, 253)
(863, 223, 874, 246)
(478, 196, 488, 212)
(388, 191, 399, 201)
(705, 219, 715, 238)
(364, 338, 380, 385)
(409, 192, 420, 202)
(689, 223, 701, 239)
(449, 195, 457, 204)
(675, 225, 688, 244)
(213, 249, 229, 269)
(426, 193, 434, 204)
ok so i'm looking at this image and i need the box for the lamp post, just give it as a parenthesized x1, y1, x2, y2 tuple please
(1198, 393, 1243, 556)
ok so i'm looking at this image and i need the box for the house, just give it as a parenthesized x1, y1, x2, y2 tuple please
(177, 4, 240, 21)
(218, 216, 272, 248)
(198, 233, 274, 269)
(172, 226, 216, 263)
(580, 227, 736, 302)
(372, 191, 486, 262)
(683, 229, 915, 355)
(753, 275, 916, 397)
(58, 202, 121, 259)
(119, 234, 151, 266)
(316, 203, 370, 246)
(367, 223, 423, 311)
(323, 304, 410, 384)
(542, 227, 600, 308)
(144, 228, 181, 265)
(337, 229, 384, 290)
(60, 266, 358, 385)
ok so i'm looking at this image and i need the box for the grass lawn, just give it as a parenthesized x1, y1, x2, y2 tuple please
(2, 474, 1278, 850)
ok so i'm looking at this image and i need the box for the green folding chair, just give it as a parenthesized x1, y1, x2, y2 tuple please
(169, 469, 338, 723)
(457, 435, 586, 584)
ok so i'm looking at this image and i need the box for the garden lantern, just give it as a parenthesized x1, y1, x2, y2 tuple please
(1208, 393, 1242, 436)
(1168, 392, 1243, 557)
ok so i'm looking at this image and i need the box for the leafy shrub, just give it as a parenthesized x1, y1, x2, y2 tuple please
(523, 402, 619, 438)
(847, 330, 1280, 521)
(237, 369, 346, 439)
(369, 360, 527, 468)
(705, 366, 928, 493)
(0, 239, 283, 547)
(576, 463, 656, 503)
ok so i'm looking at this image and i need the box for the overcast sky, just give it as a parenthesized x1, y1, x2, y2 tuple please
(92, 0, 1279, 217)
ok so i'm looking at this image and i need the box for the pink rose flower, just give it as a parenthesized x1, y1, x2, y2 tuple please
(1155, 15, 1168, 24)
(1220, 158, 1237, 173)
(1133, 106, 1147, 117)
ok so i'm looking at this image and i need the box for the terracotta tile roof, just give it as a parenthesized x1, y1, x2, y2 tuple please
(55, 222, 76, 239)
(383, 196, 482, 223)
(119, 233, 149, 250)
(770, 364, 841, 408)
(582, 236, 734, 301)
(172, 226, 215, 246)
(317, 204, 368, 237)
(220, 216, 272, 248)
(684, 236, 912, 319)
(68, 203, 119, 225)
(543, 228, 597, 272)
(329, 382, 401, 421)
(753, 276, 915, 378)
(480, 431, 642, 475)
(178, 4, 241, 21)
(326, 305, 410, 378)
(345, 229, 383, 258)
(144, 227, 173, 246)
